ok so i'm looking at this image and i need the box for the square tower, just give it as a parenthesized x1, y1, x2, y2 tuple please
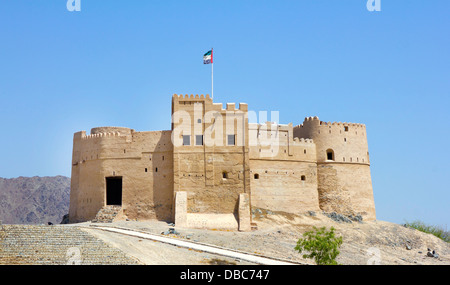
(171, 94, 251, 230)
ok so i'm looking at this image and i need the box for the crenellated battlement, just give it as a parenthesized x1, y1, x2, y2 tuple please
(77, 126, 133, 140)
(304, 116, 320, 122)
(81, 132, 122, 140)
(173, 94, 212, 100)
(293, 137, 314, 144)
(294, 116, 366, 129)
(173, 94, 248, 112)
(319, 121, 366, 128)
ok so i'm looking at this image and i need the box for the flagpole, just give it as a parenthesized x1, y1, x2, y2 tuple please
(211, 48, 214, 100)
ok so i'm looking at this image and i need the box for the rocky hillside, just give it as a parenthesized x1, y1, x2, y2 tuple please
(0, 176, 70, 225)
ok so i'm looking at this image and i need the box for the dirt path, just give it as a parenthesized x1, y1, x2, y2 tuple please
(83, 226, 299, 265)
(75, 211, 449, 265)
(81, 226, 256, 265)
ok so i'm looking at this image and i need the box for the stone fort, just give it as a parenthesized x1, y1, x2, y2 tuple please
(69, 94, 376, 230)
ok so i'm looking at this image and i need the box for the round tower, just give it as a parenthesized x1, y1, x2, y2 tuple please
(293, 117, 376, 220)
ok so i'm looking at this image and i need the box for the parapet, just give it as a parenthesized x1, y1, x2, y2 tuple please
(173, 94, 213, 102)
(91, 127, 132, 136)
(172, 94, 248, 112)
(293, 137, 314, 144)
(294, 116, 366, 129)
(79, 127, 133, 140)
(319, 121, 366, 128)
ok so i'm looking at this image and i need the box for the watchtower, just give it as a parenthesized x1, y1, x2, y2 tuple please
(171, 94, 251, 230)
(294, 117, 376, 220)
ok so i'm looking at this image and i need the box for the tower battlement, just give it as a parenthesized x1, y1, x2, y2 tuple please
(172, 94, 248, 112)
(295, 116, 366, 129)
(293, 137, 314, 144)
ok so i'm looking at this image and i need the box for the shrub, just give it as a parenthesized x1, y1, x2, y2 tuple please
(404, 220, 449, 243)
(294, 226, 343, 265)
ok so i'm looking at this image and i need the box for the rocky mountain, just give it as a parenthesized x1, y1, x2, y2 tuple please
(0, 176, 70, 225)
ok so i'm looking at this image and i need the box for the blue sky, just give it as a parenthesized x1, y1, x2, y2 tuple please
(0, 1, 449, 227)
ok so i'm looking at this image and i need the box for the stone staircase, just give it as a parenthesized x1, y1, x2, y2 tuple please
(0, 225, 139, 265)
(92, 205, 122, 223)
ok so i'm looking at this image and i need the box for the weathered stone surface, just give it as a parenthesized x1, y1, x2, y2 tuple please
(0, 225, 139, 265)
(238, 193, 251, 232)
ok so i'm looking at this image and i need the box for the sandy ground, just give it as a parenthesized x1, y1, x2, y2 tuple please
(81, 226, 256, 265)
(75, 211, 449, 265)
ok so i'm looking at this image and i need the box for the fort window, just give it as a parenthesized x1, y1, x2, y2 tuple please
(197, 119, 202, 123)
(254, 174, 259, 179)
(326, 149, 335, 161)
(343, 157, 345, 162)
(106, 177, 122, 206)
(304, 149, 306, 154)
(162, 156, 164, 161)
(344, 126, 349, 132)
(155, 167, 158, 172)
(195, 135, 204, 146)
(183, 135, 191, 146)
(222, 171, 228, 179)
(145, 168, 148, 172)
(344, 138, 347, 142)
(301, 175, 306, 181)
(227, 134, 236, 146)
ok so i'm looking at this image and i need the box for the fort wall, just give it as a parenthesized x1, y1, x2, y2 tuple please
(248, 122, 320, 213)
(317, 163, 375, 220)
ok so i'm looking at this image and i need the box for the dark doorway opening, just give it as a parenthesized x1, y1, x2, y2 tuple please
(106, 177, 122, 206)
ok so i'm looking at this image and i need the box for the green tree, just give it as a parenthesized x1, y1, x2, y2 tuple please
(295, 226, 343, 265)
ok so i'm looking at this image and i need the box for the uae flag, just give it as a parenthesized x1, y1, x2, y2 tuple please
(203, 49, 213, 64)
